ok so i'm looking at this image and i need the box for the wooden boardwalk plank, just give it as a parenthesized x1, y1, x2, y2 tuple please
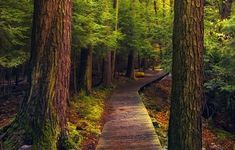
(96, 72, 166, 150)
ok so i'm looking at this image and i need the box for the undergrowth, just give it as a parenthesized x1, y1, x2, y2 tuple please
(141, 76, 235, 150)
(67, 87, 112, 149)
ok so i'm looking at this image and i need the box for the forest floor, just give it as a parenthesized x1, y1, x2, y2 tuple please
(1, 72, 234, 150)
(140, 75, 235, 150)
(0, 83, 28, 128)
(0, 76, 131, 149)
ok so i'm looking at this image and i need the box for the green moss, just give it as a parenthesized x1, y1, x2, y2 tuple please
(67, 122, 83, 145)
(77, 119, 101, 136)
(31, 121, 59, 150)
(214, 128, 234, 140)
(68, 87, 112, 148)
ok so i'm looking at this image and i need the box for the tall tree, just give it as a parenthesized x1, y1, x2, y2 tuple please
(1, 0, 72, 149)
(112, 0, 119, 79)
(101, 0, 116, 85)
(103, 51, 112, 86)
(78, 47, 93, 93)
(168, 0, 204, 149)
(126, 50, 135, 78)
(125, 0, 136, 79)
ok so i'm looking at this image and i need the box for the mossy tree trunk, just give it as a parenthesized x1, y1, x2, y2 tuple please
(1, 0, 72, 149)
(126, 50, 135, 79)
(78, 47, 92, 93)
(168, 0, 204, 149)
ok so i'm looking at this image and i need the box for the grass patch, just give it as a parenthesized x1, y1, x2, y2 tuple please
(214, 128, 234, 140)
(67, 87, 112, 149)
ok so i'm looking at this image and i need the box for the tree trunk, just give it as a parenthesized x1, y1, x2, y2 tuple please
(168, 0, 204, 149)
(141, 58, 147, 71)
(154, 0, 158, 15)
(126, 50, 135, 79)
(70, 49, 79, 93)
(103, 51, 112, 86)
(111, 51, 116, 80)
(112, 0, 119, 79)
(138, 52, 141, 71)
(162, 0, 166, 17)
(170, 0, 174, 14)
(78, 47, 92, 93)
(1, 0, 72, 149)
(13, 66, 20, 86)
(220, 0, 233, 19)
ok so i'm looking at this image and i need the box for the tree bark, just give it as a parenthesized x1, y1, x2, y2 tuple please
(154, 0, 158, 15)
(220, 0, 233, 19)
(70, 49, 79, 93)
(1, 0, 72, 149)
(111, 51, 116, 79)
(168, 0, 204, 149)
(112, 0, 119, 79)
(126, 50, 135, 79)
(103, 51, 112, 86)
(78, 47, 92, 93)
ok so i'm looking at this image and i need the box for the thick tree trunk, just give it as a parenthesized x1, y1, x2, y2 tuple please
(78, 47, 92, 93)
(1, 0, 72, 149)
(126, 50, 135, 79)
(220, 0, 233, 19)
(168, 0, 204, 149)
(103, 51, 112, 86)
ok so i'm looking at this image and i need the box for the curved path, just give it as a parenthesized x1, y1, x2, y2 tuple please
(96, 72, 167, 150)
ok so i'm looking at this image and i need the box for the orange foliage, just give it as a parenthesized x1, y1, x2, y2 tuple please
(155, 111, 169, 132)
(203, 126, 235, 150)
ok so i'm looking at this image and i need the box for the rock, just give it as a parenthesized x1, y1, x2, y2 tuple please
(209, 143, 223, 150)
(18, 145, 32, 150)
(151, 117, 161, 128)
(153, 121, 161, 128)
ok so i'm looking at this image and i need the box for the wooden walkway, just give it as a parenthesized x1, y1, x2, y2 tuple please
(96, 72, 166, 150)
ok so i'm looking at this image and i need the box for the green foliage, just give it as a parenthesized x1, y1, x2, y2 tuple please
(67, 122, 83, 147)
(214, 128, 234, 140)
(72, 0, 122, 56)
(74, 92, 104, 122)
(0, 0, 32, 68)
(204, 3, 235, 92)
(203, 2, 235, 120)
(117, 0, 174, 69)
